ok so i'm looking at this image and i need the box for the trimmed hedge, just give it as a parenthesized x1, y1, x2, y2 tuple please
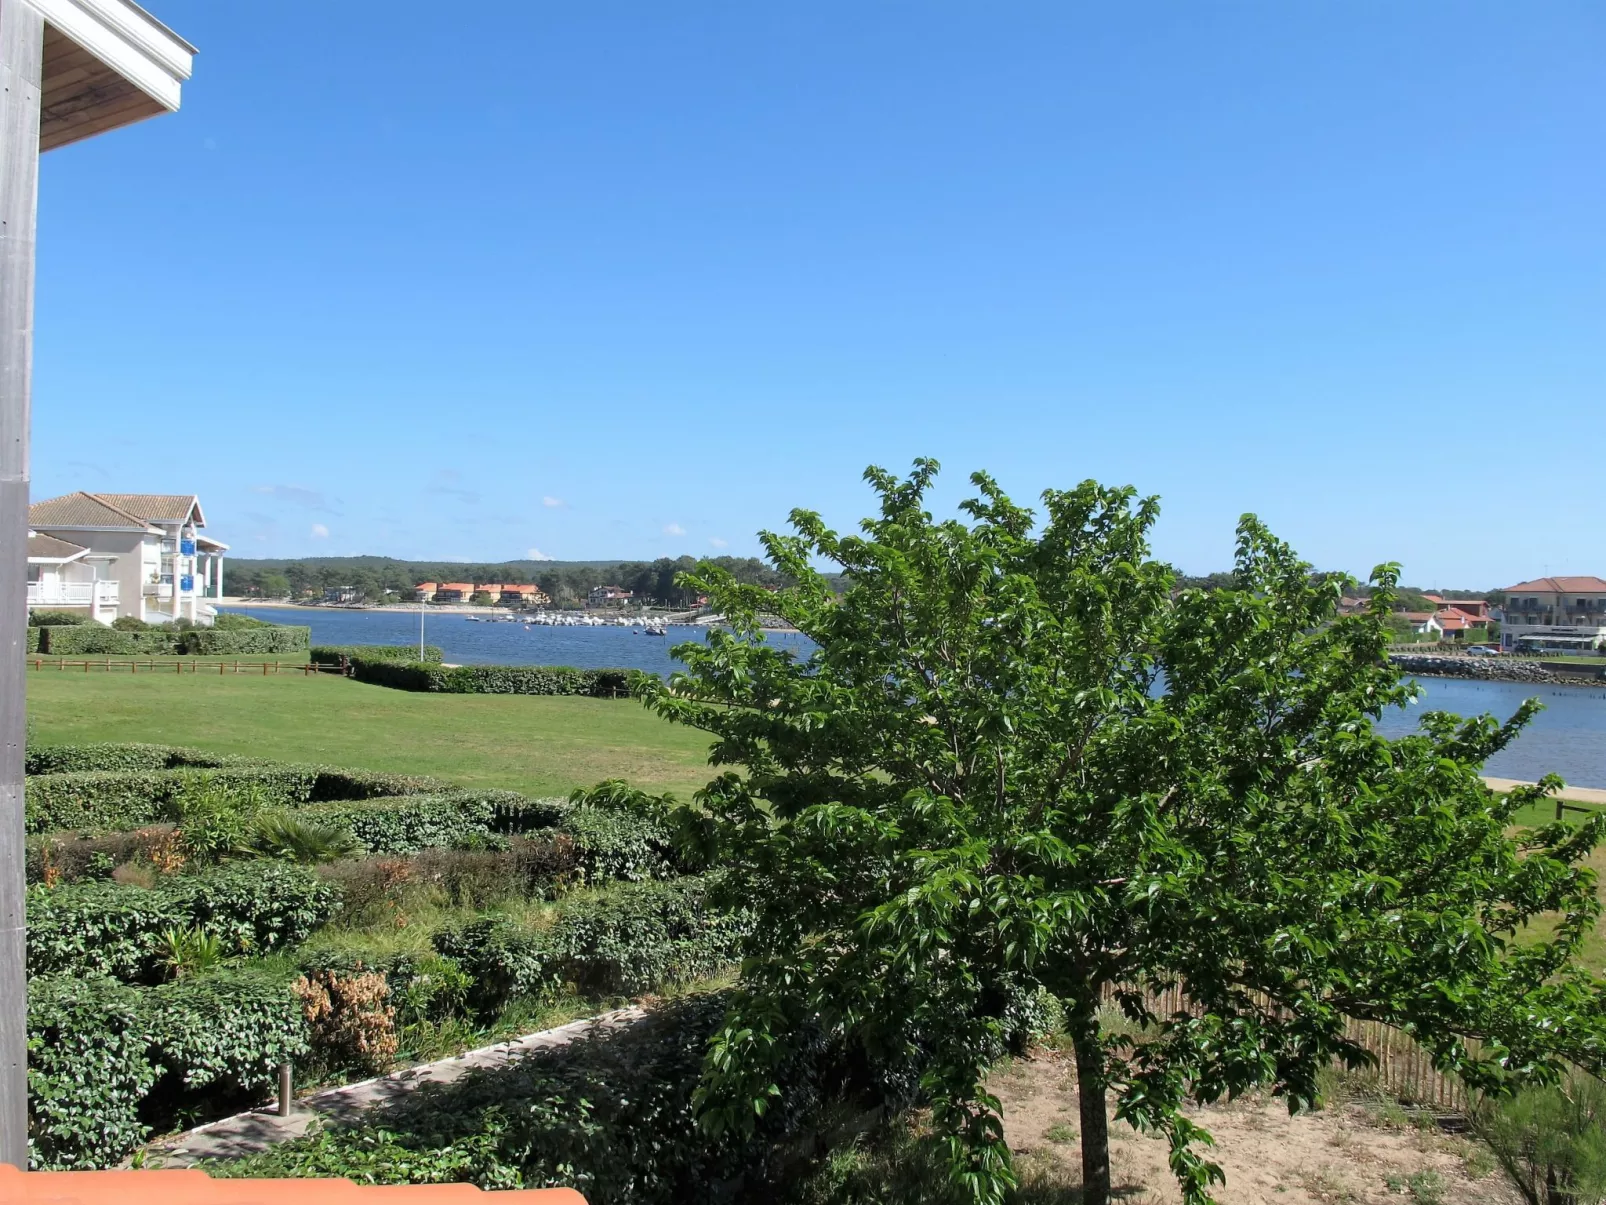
(29, 970, 307, 1170)
(25, 762, 455, 833)
(26, 627, 39, 654)
(295, 791, 568, 855)
(311, 644, 443, 666)
(37, 627, 179, 655)
(182, 626, 310, 655)
(31, 623, 309, 656)
(350, 658, 634, 697)
(433, 877, 745, 1015)
(29, 610, 92, 626)
(559, 804, 679, 883)
(28, 862, 342, 982)
(26, 742, 235, 776)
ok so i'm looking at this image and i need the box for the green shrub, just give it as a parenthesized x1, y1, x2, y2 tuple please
(211, 613, 276, 630)
(25, 761, 455, 833)
(27, 878, 188, 981)
(311, 644, 443, 666)
(546, 877, 747, 997)
(28, 862, 340, 983)
(28, 610, 92, 627)
(349, 658, 635, 697)
(39, 626, 180, 655)
(175, 861, 342, 956)
(181, 626, 310, 655)
(1475, 1075, 1606, 1205)
(559, 804, 678, 882)
(26, 626, 39, 654)
(28, 975, 155, 1169)
(26, 742, 235, 775)
(432, 917, 556, 1016)
(111, 616, 154, 631)
(295, 791, 566, 856)
(432, 878, 745, 1015)
(29, 969, 307, 1170)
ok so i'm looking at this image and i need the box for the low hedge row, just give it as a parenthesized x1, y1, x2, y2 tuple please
(296, 791, 569, 855)
(28, 861, 342, 982)
(32, 624, 310, 656)
(37, 627, 180, 655)
(26, 762, 455, 833)
(349, 658, 635, 697)
(433, 877, 746, 1015)
(311, 644, 444, 666)
(30, 969, 306, 1170)
(26, 742, 235, 776)
(183, 626, 310, 655)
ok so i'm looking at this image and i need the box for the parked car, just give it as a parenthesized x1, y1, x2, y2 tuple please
(1466, 645, 1500, 656)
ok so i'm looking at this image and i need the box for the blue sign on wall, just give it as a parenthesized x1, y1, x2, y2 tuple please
(180, 575, 194, 592)
(180, 539, 195, 556)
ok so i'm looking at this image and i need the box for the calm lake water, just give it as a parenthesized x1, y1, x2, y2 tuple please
(224, 607, 1606, 788)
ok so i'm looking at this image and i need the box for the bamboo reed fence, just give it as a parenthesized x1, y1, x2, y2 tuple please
(1100, 982, 1477, 1113)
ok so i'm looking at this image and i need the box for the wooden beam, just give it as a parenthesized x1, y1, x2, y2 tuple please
(0, 0, 40, 1170)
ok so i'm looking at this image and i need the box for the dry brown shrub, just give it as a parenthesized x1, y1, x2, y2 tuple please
(293, 968, 399, 1074)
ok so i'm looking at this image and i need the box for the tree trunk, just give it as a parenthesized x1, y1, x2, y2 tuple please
(1070, 1008, 1111, 1205)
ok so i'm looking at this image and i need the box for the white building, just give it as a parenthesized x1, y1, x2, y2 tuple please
(1499, 576, 1606, 654)
(27, 492, 226, 625)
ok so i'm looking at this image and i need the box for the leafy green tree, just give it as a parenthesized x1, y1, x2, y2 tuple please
(639, 460, 1606, 1205)
(257, 571, 291, 599)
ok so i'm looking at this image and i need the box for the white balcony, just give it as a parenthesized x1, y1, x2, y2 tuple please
(27, 581, 119, 607)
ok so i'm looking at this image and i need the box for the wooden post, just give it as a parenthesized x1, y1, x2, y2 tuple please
(278, 1062, 292, 1117)
(0, 0, 42, 1166)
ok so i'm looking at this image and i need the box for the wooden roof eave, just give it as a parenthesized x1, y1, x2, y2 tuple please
(31, 0, 194, 153)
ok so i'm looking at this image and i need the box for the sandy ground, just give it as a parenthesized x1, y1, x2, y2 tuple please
(990, 1051, 1517, 1204)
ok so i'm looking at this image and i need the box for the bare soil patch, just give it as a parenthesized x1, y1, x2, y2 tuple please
(988, 1051, 1517, 1204)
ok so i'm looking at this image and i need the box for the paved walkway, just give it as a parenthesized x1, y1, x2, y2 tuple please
(1483, 777, 1606, 806)
(149, 1007, 643, 1167)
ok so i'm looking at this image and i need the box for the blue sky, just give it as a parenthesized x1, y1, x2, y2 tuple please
(31, 2, 1603, 586)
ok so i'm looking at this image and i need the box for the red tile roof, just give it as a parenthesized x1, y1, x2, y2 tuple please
(0, 1165, 584, 1203)
(1505, 576, 1606, 594)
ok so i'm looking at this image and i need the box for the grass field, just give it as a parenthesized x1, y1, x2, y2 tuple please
(26, 673, 715, 799)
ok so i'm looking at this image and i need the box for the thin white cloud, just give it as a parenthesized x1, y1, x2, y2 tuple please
(310, 523, 330, 539)
(526, 547, 554, 561)
(708, 537, 728, 549)
(663, 523, 686, 537)
(542, 496, 565, 509)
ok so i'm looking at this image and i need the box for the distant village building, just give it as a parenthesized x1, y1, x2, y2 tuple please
(588, 585, 634, 607)
(432, 582, 474, 603)
(27, 492, 226, 626)
(412, 582, 438, 602)
(496, 583, 549, 606)
(1499, 576, 1606, 653)
(323, 586, 360, 604)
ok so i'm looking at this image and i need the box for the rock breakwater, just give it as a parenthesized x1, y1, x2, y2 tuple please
(1388, 654, 1597, 686)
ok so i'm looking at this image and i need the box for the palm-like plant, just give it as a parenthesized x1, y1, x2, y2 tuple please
(240, 812, 359, 864)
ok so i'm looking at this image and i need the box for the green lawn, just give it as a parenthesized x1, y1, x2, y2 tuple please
(26, 673, 716, 799)
(29, 652, 312, 666)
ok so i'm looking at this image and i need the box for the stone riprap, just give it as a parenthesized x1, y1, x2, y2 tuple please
(1388, 654, 1597, 686)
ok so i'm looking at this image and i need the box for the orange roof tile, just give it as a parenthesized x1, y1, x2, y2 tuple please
(1505, 576, 1606, 594)
(0, 1166, 585, 1203)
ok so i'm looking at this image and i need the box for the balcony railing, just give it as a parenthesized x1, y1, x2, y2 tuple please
(28, 581, 118, 607)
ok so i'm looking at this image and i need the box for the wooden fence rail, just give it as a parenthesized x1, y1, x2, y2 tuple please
(28, 658, 344, 677)
(1100, 983, 1476, 1114)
